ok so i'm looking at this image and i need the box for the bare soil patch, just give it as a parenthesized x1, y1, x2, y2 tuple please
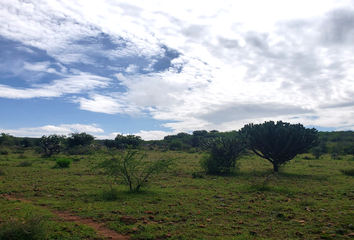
(2, 194, 129, 240)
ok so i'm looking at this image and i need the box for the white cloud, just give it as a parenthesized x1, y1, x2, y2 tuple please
(0, 123, 104, 138)
(1, 0, 354, 135)
(0, 72, 111, 99)
(134, 130, 179, 141)
(75, 94, 141, 116)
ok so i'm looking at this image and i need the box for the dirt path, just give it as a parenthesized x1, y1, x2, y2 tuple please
(2, 194, 129, 240)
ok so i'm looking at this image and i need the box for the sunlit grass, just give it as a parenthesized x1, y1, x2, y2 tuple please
(1, 149, 354, 239)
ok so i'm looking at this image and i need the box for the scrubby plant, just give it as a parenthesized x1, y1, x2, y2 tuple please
(53, 158, 71, 168)
(40, 134, 64, 157)
(340, 169, 354, 176)
(0, 168, 4, 175)
(311, 146, 323, 159)
(199, 136, 246, 174)
(92, 150, 174, 192)
(67, 145, 95, 155)
(18, 161, 32, 167)
(241, 121, 319, 172)
(0, 215, 46, 240)
(0, 149, 9, 155)
(101, 187, 120, 201)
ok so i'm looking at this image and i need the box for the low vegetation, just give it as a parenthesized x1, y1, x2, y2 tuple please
(0, 124, 354, 239)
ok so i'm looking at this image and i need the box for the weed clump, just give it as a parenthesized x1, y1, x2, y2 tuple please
(18, 161, 32, 167)
(101, 188, 120, 201)
(0, 168, 4, 175)
(0, 150, 9, 155)
(340, 169, 354, 176)
(0, 215, 46, 240)
(53, 158, 71, 168)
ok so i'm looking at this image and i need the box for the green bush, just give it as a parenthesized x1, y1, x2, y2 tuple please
(53, 158, 71, 168)
(101, 188, 120, 201)
(199, 136, 245, 174)
(188, 148, 197, 153)
(0, 168, 4, 176)
(67, 145, 94, 155)
(92, 150, 174, 192)
(0, 215, 46, 240)
(18, 161, 32, 167)
(340, 169, 354, 176)
(0, 150, 9, 155)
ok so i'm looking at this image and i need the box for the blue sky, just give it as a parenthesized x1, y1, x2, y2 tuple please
(1, 0, 354, 140)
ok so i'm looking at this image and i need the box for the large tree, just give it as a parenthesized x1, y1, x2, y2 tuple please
(115, 134, 142, 149)
(67, 132, 95, 148)
(241, 121, 319, 172)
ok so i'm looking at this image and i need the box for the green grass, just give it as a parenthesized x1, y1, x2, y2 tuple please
(1, 150, 354, 239)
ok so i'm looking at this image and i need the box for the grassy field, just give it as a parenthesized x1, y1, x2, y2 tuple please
(0, 148, 354, 239)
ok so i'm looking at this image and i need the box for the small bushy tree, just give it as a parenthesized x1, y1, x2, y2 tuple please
(40, 135, 64, 157)
(92, 150, 174, 192)
(115, 134, 142, 149)
(241, 121, 319, 172)
(311, 146, 323, 159)
(199, 136, 246, 174)
(67, 132, 95, 148)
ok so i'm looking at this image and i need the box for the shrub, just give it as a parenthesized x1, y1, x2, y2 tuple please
(0, 168, 4, 175)
(53, 158, 71, 168)
(0, 150, 9, 155)
(340, 169, 354, 176)
(18, 154, 28, 159)
(188, 148, 197, 153)
(18, 161, 32, 167)
(101, 188, 120, 201)
(92, 150, 174, 192)
(199, 136, 246, 174)
(66, 145, 95, 155)
(311, 146, 323, 159)
(40, 134, 64, 157)
(0, 215, 46, 240)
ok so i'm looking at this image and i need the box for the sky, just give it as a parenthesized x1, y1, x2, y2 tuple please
(1, 0, 354, 140)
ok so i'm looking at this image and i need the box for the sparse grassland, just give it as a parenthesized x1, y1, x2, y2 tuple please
(0, 149, 353, 239)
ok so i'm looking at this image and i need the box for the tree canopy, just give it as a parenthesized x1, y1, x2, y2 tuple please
(241, 121, 319, 172)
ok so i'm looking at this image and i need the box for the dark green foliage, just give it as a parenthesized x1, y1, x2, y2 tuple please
(92, 150, 174, 192)
(340, 169, 354, 176)
(115, 134, 142, 149)
(0, 168, 4, 175)
(40, 134, 64, 157)
(169, 141, 182, 151)
(101, 188, 120, 201)
(53, 158, 71, 168)
(199, 136, 246, 174)
(18, 161, 32, 167)
(66, 145, 95, 155)
(0, 149, 9, 155)
(0, 133, 16, 146)
(241, 121, 319, 172)
(311, 146, 323, 159)
(102, 139, 116, 148)
(19, 138, 34, 148)
(67, 132, 95, 148)
(192, 130, 208, 137)
(0, 215, 46, 240)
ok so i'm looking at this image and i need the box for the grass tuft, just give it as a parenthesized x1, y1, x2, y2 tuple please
(17, 161, 32, 167)
(0, 215, 46, 240)
(52, 158, 71, 168)
(340, 169, 354, 176)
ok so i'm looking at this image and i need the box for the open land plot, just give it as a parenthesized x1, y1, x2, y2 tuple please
(0, 149, 354, 239)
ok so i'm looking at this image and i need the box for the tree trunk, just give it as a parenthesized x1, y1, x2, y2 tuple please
(273, 164, 279, 172)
